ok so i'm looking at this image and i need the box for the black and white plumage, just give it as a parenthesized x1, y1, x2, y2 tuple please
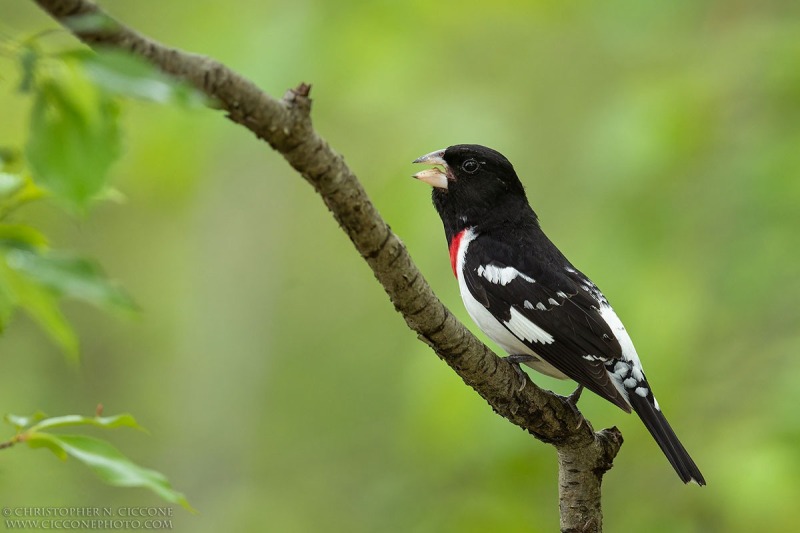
(413, 144, 705, 485)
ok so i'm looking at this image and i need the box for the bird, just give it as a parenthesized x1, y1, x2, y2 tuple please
(412, 144, 705, 485)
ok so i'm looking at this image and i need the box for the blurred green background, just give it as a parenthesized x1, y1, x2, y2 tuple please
(2, 1, 800, 531)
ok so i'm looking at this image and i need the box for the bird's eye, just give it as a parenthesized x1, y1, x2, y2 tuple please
(461, 159, 480, 174)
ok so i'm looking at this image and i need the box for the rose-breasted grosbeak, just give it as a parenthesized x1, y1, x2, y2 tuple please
(413, 144, 705, 485)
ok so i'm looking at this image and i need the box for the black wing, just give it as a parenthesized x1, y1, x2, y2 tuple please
(463, 234, 631, 411)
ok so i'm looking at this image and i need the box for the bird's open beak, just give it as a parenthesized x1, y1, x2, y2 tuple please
(412, 149, 449, 189)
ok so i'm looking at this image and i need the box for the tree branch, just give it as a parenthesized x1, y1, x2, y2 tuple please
(31, 1, 623, 530)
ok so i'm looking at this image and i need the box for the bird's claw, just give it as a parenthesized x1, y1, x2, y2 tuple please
(560, 384, 586, 429)
(505, 354, 535, 392)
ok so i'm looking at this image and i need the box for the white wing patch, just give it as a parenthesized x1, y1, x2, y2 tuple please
(597, 301, 661, 410)
(477, 264, 535, 286)
(583, 354, 606, 362)
(504, 307, 554, 345)
(598, 302, 644, 381)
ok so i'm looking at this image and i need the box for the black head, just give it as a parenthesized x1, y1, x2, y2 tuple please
(413, 144, 532, 241)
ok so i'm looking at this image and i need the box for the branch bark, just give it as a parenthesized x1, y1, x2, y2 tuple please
(31, 1, 623, 530)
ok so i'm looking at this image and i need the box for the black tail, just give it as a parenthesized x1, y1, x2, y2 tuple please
(628, 389, 706, 485)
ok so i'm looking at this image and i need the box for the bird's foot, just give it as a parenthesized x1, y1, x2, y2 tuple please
(560, 384, 586, 429)
(505, 354, 535, 392)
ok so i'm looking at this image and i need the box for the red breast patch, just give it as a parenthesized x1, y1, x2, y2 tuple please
(449, 229, 467, 278)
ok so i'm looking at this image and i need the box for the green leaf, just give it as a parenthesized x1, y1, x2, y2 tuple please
(0, 224, 49, 249)
(0, 173, 47, 219)
(0, 253, 79, 359)
(0, 244, 135, 359)
(24, 57, 121, 212)
(25, 431, 68, 459)
(5, 249, 137, 312)
(25, 433, 193, 510)
(16, 279, 79, 358)
(82, 49, 206, 105)
(30, 413, 145, 433)
(4, 412, 47, 431)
